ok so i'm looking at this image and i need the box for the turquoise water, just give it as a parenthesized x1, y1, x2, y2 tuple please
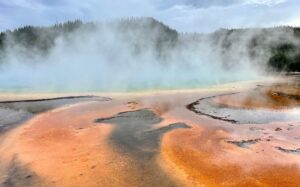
(0, 76, 260, 94)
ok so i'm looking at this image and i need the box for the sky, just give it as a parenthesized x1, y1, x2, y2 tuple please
(0, 0, 299, 33)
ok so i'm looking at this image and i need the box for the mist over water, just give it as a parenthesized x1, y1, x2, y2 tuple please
(1, 18, 296, 93)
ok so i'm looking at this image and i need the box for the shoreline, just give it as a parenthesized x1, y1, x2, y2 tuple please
(0, 76, 279, 99)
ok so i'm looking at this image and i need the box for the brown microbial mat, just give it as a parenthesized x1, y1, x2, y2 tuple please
(214, 81, 300, 110)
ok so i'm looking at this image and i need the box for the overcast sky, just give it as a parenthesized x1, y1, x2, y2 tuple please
(0, 0, 299, 32)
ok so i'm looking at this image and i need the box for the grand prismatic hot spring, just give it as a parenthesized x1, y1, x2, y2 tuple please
(0, 2, 300, 187)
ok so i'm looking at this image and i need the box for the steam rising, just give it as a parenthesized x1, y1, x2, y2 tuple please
(0, 18, 298, 92)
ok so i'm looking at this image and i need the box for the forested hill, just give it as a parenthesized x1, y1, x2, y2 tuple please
(0, 18, 178, 59)
(0, 18, 299, 72)
(210, 27, 300, 72)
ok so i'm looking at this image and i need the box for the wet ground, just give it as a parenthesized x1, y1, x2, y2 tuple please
(0, 76, 299, 186)
(0, 96, 111, 133)
(188, 92, 300, 124)
(95, 109, 190, 186)
(188, 76, 300, 124)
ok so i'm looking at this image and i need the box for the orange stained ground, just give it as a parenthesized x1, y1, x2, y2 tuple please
(160, 125, 300, 186)
(0, 88, 300, 186)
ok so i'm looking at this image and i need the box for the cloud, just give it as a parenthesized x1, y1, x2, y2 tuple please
(162, 0, 299, 32)
(0, 0, 299, 32)
(156, 0, 241, 9)
(243, 0, 287, 6)
(155, 0, 287, 9)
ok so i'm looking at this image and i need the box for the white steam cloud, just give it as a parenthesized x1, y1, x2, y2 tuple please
(0, 19, 298, 92)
